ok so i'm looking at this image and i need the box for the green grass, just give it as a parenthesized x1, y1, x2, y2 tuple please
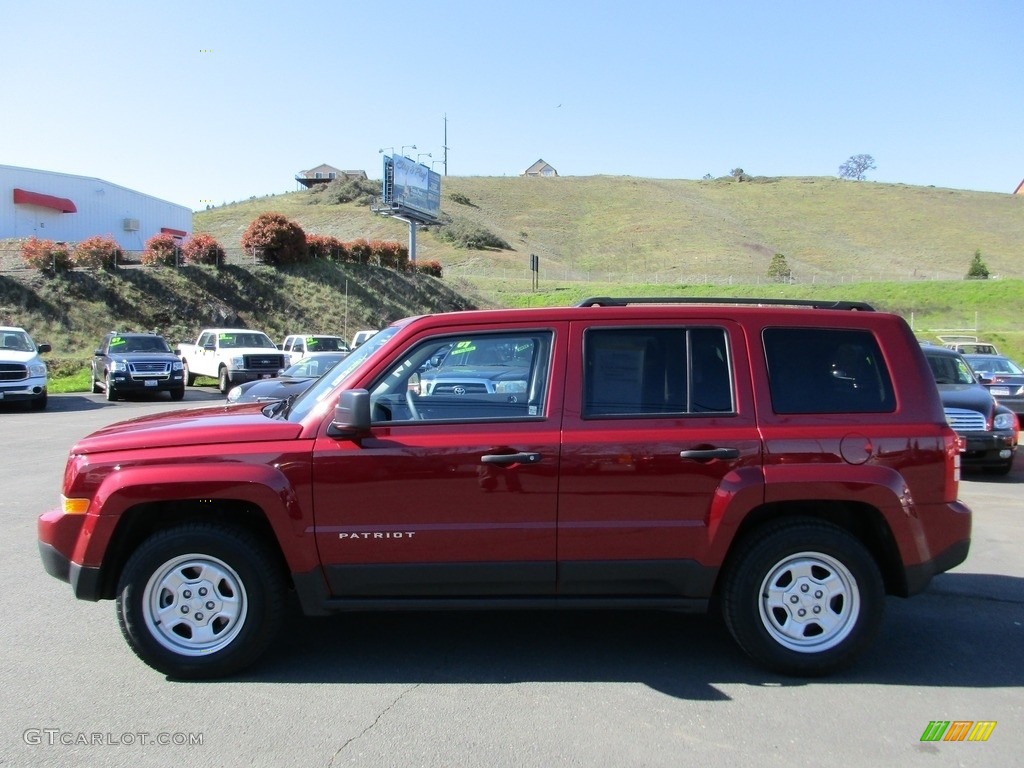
(48, 368, 92, 394)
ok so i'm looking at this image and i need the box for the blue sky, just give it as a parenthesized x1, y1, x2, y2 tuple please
(3, 1, 1021, 208)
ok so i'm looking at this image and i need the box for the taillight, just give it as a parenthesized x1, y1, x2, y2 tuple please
(944, 432, 961, 502)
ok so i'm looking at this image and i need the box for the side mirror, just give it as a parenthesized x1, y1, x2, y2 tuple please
(38, 343, 52, 354)
(328, 389, 371, 438)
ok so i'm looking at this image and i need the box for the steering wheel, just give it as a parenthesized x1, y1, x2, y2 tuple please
(405, 389, 422, 420)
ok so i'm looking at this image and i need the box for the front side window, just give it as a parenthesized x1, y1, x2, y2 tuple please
(583, 327, 733, 418)
(764, 328, 896, 414)
(370, 331, 552, 423)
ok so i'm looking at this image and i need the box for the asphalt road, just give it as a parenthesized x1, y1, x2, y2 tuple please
(1, 392, 1021, 767)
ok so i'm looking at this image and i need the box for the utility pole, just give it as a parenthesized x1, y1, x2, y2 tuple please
(442, 114, 449, 176)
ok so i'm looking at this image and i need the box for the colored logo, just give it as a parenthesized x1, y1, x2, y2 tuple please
(920, 721, 996, 742)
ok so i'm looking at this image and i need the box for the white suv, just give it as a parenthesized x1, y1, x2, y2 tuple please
(0, 326, 51, 410)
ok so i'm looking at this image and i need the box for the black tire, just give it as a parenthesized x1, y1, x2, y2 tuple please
(91, 370, 102, 394)
(105, 373, 118, 401)
(720, 519, 884, 676)
(170, 386, 185, 401)
(115, 523, 286, 679)
(218, 367, 230, 394)
(183, 360, 196, 386)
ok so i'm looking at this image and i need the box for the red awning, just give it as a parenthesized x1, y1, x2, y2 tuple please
(160, 227, 187, 237)
(12, 188, 77, 213)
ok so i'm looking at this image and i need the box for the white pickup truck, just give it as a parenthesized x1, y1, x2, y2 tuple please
(177, 328, 287, 393)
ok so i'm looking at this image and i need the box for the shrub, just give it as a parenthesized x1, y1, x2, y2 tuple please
(448, 192, 473, 206)
(416, 260, 443, 277)
(240, 213, 308, 266)
(437, 219, 510, 250)
(347, 238, 371, 264)
(182, 233, 225, 266)
(309, 177, 379, 206)
(966, 249, 990, 279)
(72, 235, 122, 270)
(20, 236, 72, 273)
(369, 240, 408, 269)
(142, 233, 180, 267)
(307, 234, 345, 260)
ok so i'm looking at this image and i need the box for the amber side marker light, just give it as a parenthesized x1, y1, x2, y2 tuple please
(61, 497, 90, 515)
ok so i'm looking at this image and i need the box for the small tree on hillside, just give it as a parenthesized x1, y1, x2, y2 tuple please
(767, 253, 793, 282)
(730, 168, 747, 182)
(241, 213, 308, 266)
(966, 249, 990, 279)
(838, 154, 876, 181)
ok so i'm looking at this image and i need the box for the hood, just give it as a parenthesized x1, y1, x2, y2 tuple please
(72, 404, 302, 455)
(0, 349, 43, 365)
(108, 352, 180, 363)
(937, 383, 994, 415)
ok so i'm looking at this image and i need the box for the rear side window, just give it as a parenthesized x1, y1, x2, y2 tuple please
(764, 328, 895, 414)
(583, 327, 733, 418)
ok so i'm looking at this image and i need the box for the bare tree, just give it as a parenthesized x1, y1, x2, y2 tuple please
(838, 154, 876, 181)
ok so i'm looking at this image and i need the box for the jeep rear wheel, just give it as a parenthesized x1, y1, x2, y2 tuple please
(721, 519, 884, 676)
(116, 524, 285, 679)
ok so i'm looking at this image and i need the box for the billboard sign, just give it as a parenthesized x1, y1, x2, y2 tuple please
(382, 154, 441, 221)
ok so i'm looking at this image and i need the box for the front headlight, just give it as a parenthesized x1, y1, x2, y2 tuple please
(110, 360, 128, 372)
(28, 362, 47, 377)
(226, 387, 241, 403)
(172, 361, 183, 371)
(994, 412, 1016, 431)
(230, 356, 245, 368)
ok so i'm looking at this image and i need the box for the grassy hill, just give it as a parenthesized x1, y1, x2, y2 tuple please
(195, 175, 1024, 286)
(1, 175, 1022, 373)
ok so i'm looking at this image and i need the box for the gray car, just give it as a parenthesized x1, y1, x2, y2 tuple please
(963, 353, 1024, 421)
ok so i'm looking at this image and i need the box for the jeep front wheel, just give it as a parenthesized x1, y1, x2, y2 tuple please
(116, 524, 285, 679)
(721, 519, 884, 676)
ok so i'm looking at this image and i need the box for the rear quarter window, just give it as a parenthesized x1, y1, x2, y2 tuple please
(763, 328, 896, 414)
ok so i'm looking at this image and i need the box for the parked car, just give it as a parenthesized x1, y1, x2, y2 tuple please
(962, 353, 1024, 421)
(226, 351, 349, 404)
(92, 332, 186, 402)
(416, 337, 533, 396)
(280, 334, 348, 366)
(39, 297, 972, 679)
(350, 329, 378, 349)
(922, 345, 1018, 474)
(0, 325, 51, 410)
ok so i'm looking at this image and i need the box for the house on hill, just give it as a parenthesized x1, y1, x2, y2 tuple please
(1014, 179, 1024, 195)
(295, 164, 368, 188)
(522, 159, 558, 177)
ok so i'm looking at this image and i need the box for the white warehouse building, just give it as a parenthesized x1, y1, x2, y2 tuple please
(0, 164, 192, 251)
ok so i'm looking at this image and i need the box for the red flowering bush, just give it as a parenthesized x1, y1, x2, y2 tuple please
(307, 234, 345, 260)
(416, 260, 443, 277)
(71, 235, 122, 270)
(141, 233, 179, 267)
(240, 213, 308, 266)
(369, 240, 408, 269)
(20, 236, 72, 273)
(346, 238, 371, 264)
(182, 233, 225, 266)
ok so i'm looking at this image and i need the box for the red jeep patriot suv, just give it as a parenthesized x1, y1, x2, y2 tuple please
(38, 298, 971, 679)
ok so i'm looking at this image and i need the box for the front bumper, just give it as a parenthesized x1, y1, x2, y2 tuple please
(37, 508, 104, 601)
(958, 430, 1017, 468)
(108, 370, 184, 393)
(0, 378, 47, 402)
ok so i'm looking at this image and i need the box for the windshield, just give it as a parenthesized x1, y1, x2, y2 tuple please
(219, 332, 277, 349)
(1, 330, 35, 352)
(965, 356, 1022, 375)
(111, 335, 172, 353)
(282, 326, 400, 421)
(926, 353, 977, 386)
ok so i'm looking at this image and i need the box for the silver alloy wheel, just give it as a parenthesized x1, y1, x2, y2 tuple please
(141, 553, 248, 657)
(758, 551, 860, 653)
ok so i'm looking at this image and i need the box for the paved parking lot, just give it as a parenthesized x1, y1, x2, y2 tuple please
(1, 393, 1021, 767)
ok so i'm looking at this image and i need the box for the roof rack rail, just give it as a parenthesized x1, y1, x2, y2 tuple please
(575, 296, 875, 311)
